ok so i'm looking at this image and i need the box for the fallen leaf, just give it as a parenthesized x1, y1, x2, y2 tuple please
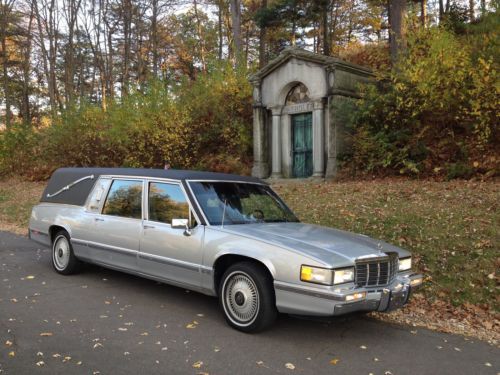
(186, 323, 196, 329)
(256, 361, 264, 366)
(5, 340, 12, 347)
(63, 356, 71, 362)
(329, 358, 339, 365)
(192, 361, 203, 368)
(285, 363, 295, 370)
(37, 351, 43, 357)
(25, 275, 35, 280)
(77, 361, 82, 365)
(40, 332, 53, 337)
(10, 298, 17, 303)
(93, 343, 103, 349)
(52, 354, 61, 358)
(8, 351, 15, 357)
(36, 361, 45, 367)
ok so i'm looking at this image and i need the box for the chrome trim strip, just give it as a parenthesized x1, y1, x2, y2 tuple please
(274, 281, 344, 301)
(74, 239, 137, 257)
(138, 252, 202, 273)
(144, 179, 202, 227)
(46, 175, 95, 198)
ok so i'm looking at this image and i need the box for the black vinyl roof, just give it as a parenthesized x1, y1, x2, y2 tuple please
(40, 167, 266, 206)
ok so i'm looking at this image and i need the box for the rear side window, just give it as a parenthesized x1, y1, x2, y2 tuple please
(102, 180, 143, 219)
(148, 182, 189, 224)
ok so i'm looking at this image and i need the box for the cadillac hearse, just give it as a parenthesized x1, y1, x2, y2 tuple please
(29, 168, 423, 332)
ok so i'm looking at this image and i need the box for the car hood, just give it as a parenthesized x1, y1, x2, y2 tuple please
(218, 222, 409, 266)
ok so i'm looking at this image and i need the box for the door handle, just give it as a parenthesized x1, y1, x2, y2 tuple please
(143, 224, 155, 229)
(94, 217, 105, 222)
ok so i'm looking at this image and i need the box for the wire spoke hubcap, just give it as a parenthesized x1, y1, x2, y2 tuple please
(53, 236, 70, 270)
(223, 272, 259, 326)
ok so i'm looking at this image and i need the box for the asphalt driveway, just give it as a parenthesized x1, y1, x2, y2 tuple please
(0, 231, 498, 375)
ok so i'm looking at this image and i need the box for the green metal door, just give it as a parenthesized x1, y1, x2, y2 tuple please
(292, 113, 313, 178)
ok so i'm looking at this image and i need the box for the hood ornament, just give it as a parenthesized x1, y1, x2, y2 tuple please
(377, 242, 384, 256)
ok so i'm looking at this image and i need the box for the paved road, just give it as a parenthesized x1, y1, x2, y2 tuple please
(0, 231, 498, 375)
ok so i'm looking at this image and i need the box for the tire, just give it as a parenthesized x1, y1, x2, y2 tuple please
(52, 230, 82, 275)
(219, 261, 277, 333)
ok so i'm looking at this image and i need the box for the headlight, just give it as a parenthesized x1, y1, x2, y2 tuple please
(300, 265, 333, 285)
(399, 257, 412, 272)
(333, 267, 355, 284)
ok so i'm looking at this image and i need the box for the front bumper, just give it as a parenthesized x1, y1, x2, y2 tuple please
(274, 273, 424, 317)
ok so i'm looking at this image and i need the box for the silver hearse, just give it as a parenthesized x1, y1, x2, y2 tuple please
(29, 168, 423, 332)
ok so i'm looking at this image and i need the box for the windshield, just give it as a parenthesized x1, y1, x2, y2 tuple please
(189, 182, 299, 225)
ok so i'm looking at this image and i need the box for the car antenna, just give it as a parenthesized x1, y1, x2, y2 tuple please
(222, 199, 227, 228)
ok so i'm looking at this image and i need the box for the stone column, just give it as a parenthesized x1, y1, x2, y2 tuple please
(251, 105, 269, 178)
(312, 100, 325, 178)
(281, 114, 292, 178)
(270, 106, 283, 178)
(251, 83, 269, 178)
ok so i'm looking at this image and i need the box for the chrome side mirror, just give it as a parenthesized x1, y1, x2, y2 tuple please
(171, 218, 191, 236)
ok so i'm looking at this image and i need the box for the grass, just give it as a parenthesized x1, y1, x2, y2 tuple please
(0, 178, 46, 235)
(0, 176, 498, 311)
(273, 179, 499, 312)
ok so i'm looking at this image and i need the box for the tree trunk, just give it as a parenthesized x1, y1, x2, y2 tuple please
(21, 2, 35, 123)
(229, 0, 242, 61)
(258, 0, 267, 68)
(469, 0, 474, 21)
(421, 0, 427, 26)
(388, 0, 406, 65)
(322, 3, 330, 56)
(439, 0, 444, 21)
(0, 0, 14, 128)
(218, 0, 223, 60)
(151, 0, 159, 77)
(193, 0, 206, 71)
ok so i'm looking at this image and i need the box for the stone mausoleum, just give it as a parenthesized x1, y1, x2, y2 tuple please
(250, 48, 372, 179)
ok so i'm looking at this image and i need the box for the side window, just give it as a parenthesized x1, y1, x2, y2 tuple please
(87, 178, 112, 213)
(148, 182, 189, 224)
(102, 180, 143, 219)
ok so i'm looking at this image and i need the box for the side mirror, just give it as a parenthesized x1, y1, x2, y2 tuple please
(171, 218, 191, 236)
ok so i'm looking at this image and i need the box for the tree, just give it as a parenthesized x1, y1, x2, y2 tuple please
(388, 0, 406, 64)
(230, 0, 242, 61)
(0, 0, 16, 127)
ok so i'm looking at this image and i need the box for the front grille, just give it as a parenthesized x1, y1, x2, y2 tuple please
(355, 254, 398, 287)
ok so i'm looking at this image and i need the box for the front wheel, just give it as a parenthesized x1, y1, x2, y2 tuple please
(219, 262, 277, 333)
(52, 231, 82, 275)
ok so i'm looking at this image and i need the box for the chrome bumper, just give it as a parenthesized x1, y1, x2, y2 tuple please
(274, 273, 424, 317)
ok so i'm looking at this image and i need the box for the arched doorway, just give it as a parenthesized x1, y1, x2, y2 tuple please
(285, 83, 313, 178)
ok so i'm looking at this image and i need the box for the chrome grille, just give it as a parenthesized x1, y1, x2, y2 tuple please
(355, 254, 398, 287)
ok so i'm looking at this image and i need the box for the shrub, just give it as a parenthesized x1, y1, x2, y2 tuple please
(347, 25, 499, 177)
(0, 61, 253, 179)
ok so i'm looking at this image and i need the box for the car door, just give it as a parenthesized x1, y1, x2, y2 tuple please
(90, 178, 144, 271)
(139, 180, 204, 288)
(71, 177, 112, 260)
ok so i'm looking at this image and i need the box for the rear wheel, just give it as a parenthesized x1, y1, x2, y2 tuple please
(219, 262, 277, 333)
(52, 231, 82, 275)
